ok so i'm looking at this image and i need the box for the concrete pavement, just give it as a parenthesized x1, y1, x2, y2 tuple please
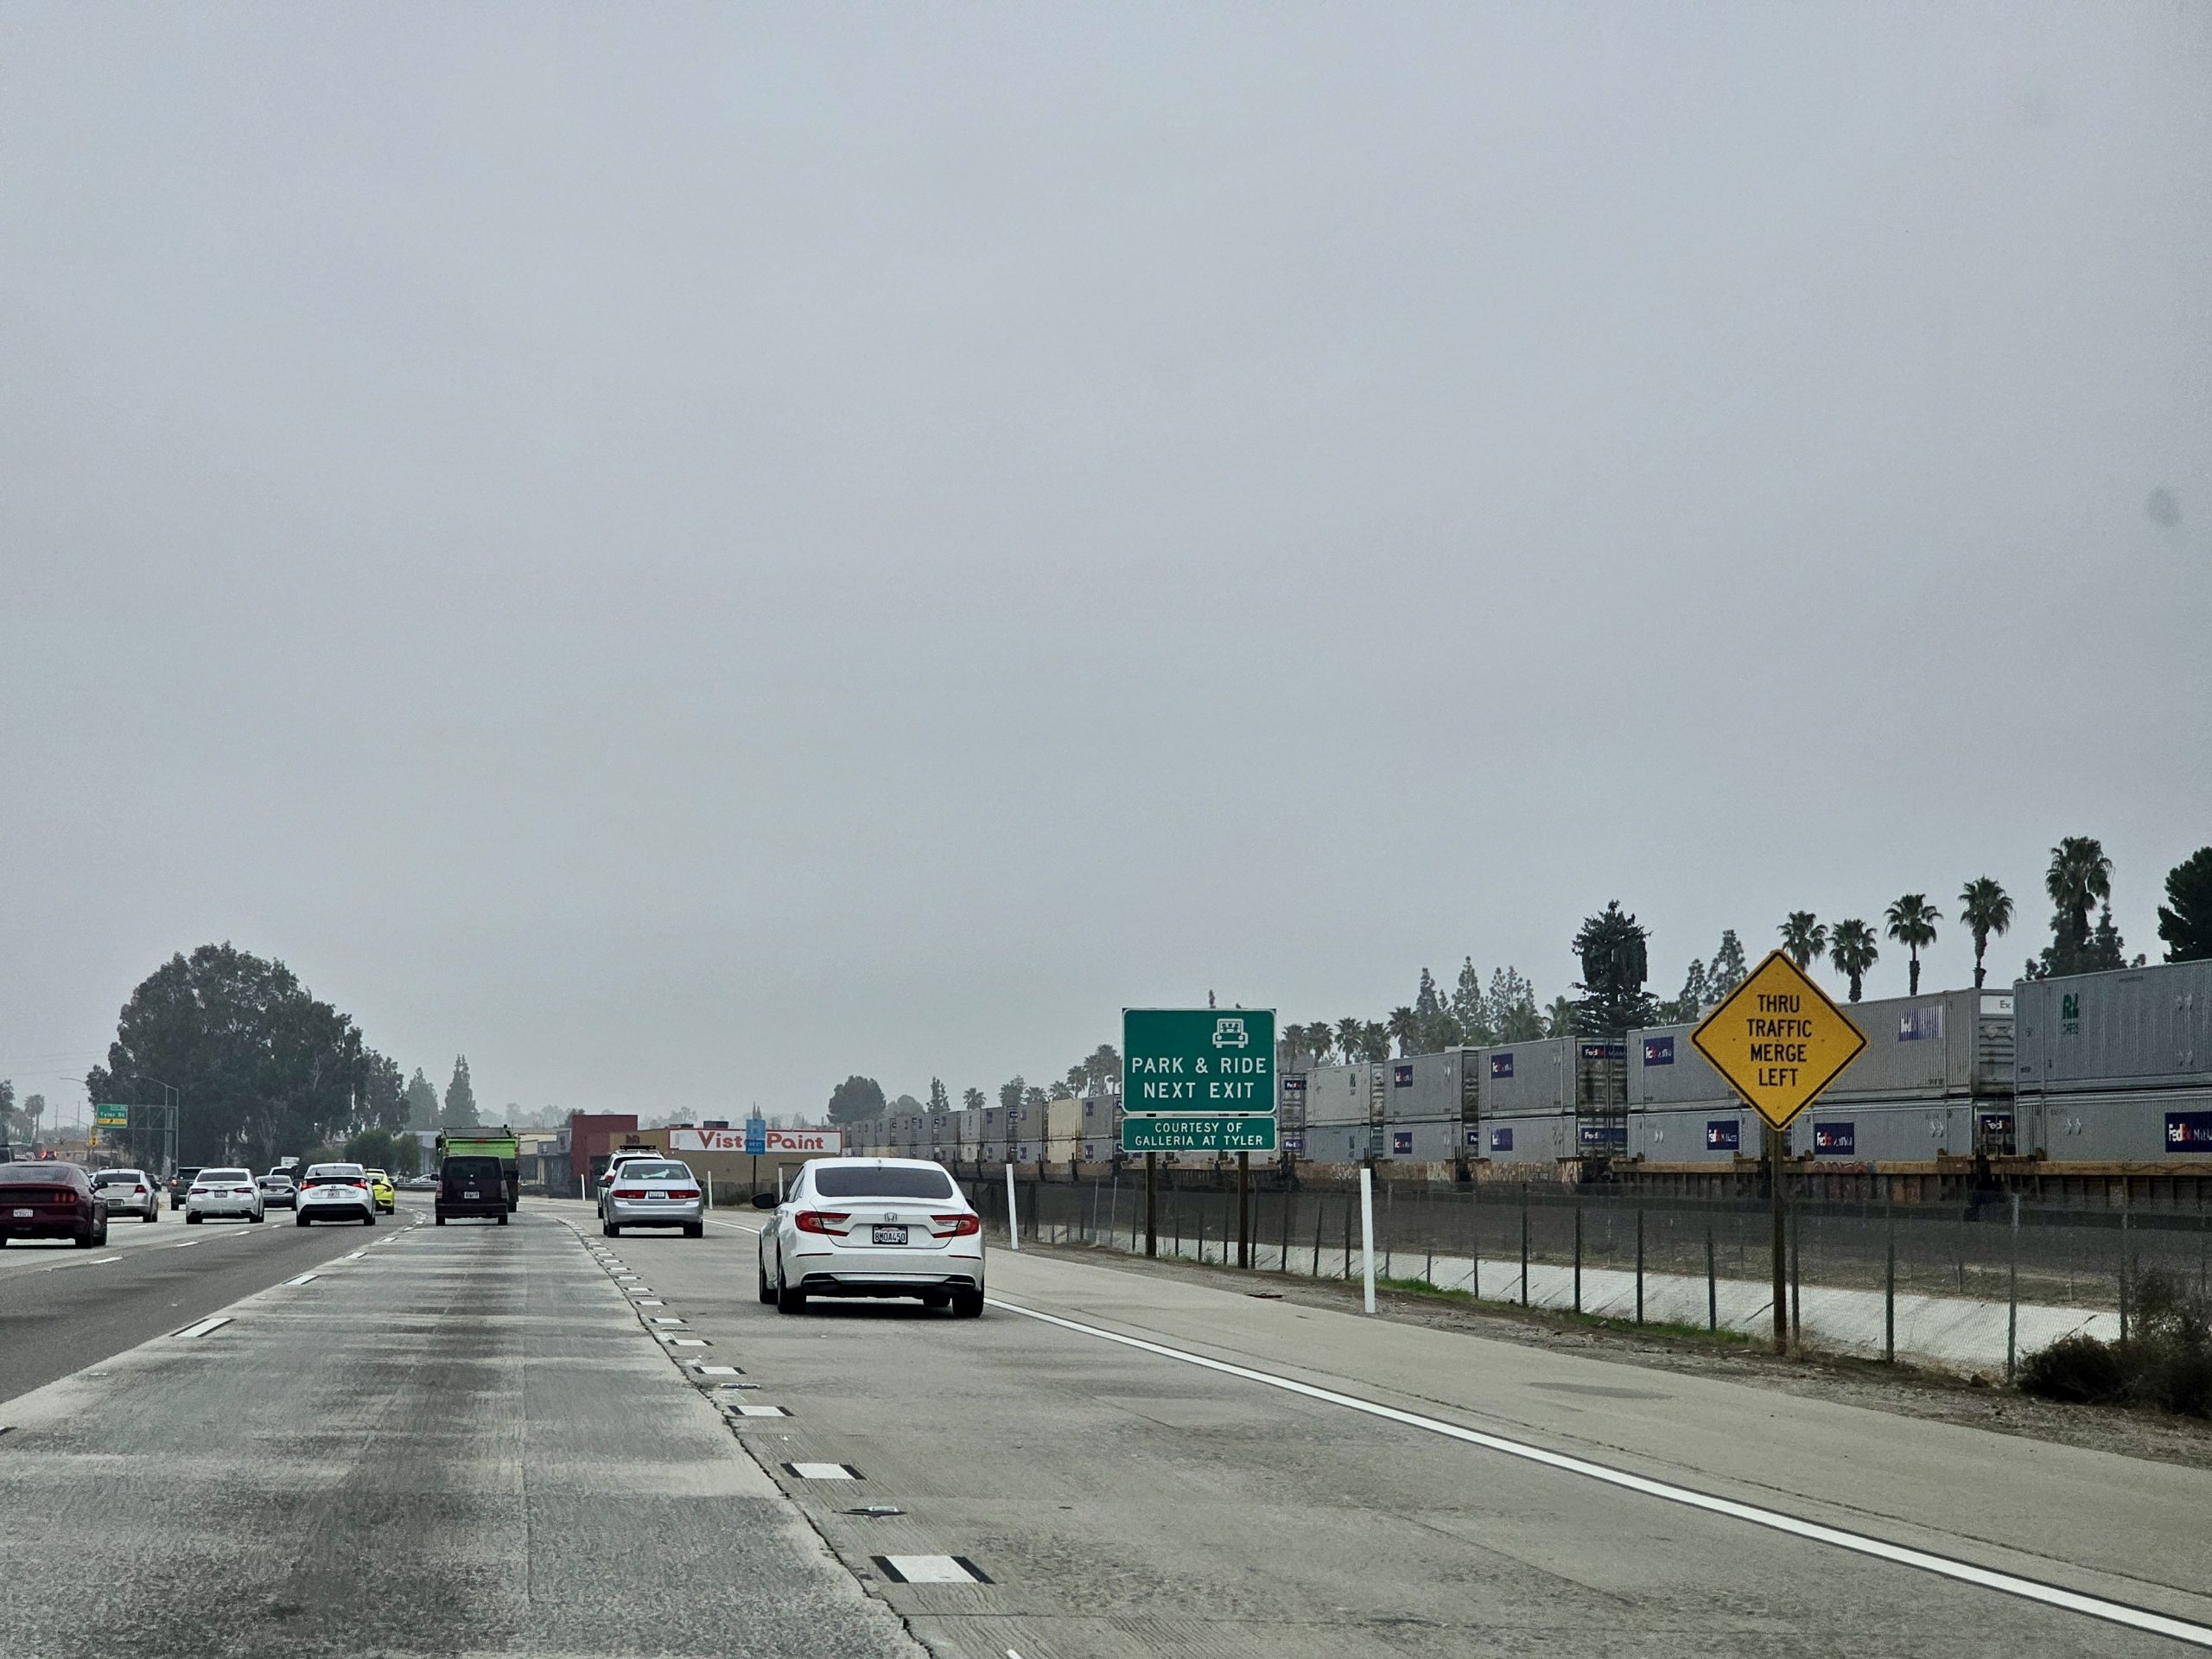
(576, 1198, 2212, 1658)
(0, 1204, 921, 1659)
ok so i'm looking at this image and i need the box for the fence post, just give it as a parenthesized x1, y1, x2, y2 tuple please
(1312, 1202, 1323, 1278)
(1573, 1196, 1583, 1314)
(1005, 1165, 1020, 1251)
(1089, 1179, 1100, 1245)
(1705, 1220, 1717, 1333)
(1279, 1185, 1292, 1273)
(1519, 1185, 1531, 1308)
(1343, 1196, 1353, 1281)
(1885, 1177, 1897, 1364)
(1635, 1206, 1645, 1326)
(2007, 1192, 2020, 1385)
(1197, 1211, 1207, 1264)
(1359, 1166, 1377, 1315)
(2120, 1180, 2133, 1344)
(1470, 1180, 1482, 1300)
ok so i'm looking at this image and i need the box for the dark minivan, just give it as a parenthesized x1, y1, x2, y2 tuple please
(435, 1156, 508, 1226)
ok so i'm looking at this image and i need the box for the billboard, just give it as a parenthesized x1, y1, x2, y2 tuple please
(667, 1127, 842, 1155)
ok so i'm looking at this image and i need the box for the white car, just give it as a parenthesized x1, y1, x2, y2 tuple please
(756, 1158, 983, 1317)
(600, 1158, 703, 1238)
(90, 1168, 161, 1222)
(296, 1162, 377, 1226)
(186, 1166, 266, 1224)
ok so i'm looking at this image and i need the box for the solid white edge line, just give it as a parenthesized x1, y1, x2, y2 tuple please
(987, 1297, 2212, 1649)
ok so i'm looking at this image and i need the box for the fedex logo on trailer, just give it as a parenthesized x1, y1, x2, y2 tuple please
(668, 1127, 843, 1155)
(1644, 1036, 1675, 1066)
(1706, 1120, 1738, 1151)
(1491, 1053, 1515, 1079)
(2166, 1113, 2212, 1152)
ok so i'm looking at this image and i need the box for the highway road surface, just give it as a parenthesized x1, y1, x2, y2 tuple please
(2, 1197, 2207, 1658)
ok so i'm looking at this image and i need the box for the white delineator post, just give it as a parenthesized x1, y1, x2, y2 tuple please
(1006, 1163, 1020, 1250)
(1359, 1166, 1377, 1315)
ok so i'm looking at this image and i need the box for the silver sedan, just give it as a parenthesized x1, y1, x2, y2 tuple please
(600, 1160, 704, 1238)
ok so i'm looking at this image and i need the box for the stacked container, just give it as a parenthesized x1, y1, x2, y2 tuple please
(2016, 961, 2212, 1160)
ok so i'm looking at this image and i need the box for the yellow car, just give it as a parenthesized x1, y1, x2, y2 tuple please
(365, 1170, 397, 1214)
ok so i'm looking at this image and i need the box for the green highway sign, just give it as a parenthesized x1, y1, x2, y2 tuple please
(1122, 1114, 1278, 1154)
(1122, 1007, 1276, 1154)
(93, 1103, 130, 1128)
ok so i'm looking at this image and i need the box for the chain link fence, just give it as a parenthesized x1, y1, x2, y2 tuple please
(961, 1170, 2212, 1376)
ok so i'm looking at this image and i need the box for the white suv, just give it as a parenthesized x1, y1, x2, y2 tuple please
(296, 1163, 376, 1226)
(756, 1159, 982, 1318)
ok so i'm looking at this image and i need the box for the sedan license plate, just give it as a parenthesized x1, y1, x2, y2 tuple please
(10, 1208, 29, 1218)
(871, 1224, 908, 1246)
(463, 1190, 480, 1198)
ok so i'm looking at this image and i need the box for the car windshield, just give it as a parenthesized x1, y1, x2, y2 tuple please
(92, 1171, 142, 1185)
(0, 1164, 79, 1185)
(302, 1165, 363, 1184)
(443, 1158, 500, 1183)
(618, 1162, 690, 1181)
(812, 1166, 957, 1201)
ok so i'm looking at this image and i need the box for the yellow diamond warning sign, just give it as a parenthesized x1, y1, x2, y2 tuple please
(1689, 950, 1867, 1131)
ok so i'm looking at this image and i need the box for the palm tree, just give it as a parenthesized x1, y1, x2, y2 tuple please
(1827, 919, 1879, 1002)
(1542, 995, 1577, 1039)
(1302, 1024, 1332, 1065)
(1385, 1007, 1419, 1058)
(1778, 912, 1827, 971)
(2046, 836, 2113, 959)
(1336, 1017, 1365, 1062)
(1281, 1023, 1306, 1065)
(1883, 893, 1940, 995)
(1361, 1020, 1389, 1062)
(1958, 877, 2015, 989)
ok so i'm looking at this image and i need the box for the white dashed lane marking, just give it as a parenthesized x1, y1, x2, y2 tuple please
(874, 1555, 989, 1586)
(173, 1316, 231, 1339)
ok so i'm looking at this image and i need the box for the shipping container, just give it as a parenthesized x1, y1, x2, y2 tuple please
(2016, 960, 2212, 1096)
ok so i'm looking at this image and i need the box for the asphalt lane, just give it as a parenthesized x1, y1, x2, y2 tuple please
(569, 1200, 2212, 1659)
(0, 1204, 920, 1659)
(0, 1199, 421, 1402)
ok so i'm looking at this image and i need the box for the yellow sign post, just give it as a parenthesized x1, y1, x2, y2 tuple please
(1691, 950, 1867, 1354)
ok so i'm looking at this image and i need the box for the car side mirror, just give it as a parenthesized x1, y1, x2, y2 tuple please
(750, 1192, 778, 1211)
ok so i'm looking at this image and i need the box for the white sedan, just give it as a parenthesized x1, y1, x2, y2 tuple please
(185, 1167, 266, 1224)
(756, 1158, 983, 1317)
(296, 1162, 377, 1226)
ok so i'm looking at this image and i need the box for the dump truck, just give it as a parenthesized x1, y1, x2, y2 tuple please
(434, 1126, 520, 1211)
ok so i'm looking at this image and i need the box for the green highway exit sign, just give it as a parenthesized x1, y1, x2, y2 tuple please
(93, 1103, 130, 1128)
(1121, 1007, 1276, 1154)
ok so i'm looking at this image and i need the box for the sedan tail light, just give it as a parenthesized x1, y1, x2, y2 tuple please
(793, 1210, 853, 1236)
(666, 1188, 700, 1200)
(232, 1187, 255, 1195)
(613, 1187, 647, 1199)
(929, 1213, 982, 1237)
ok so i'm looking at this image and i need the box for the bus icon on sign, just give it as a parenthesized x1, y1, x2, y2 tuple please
(1211, 1017, 1249, 1051)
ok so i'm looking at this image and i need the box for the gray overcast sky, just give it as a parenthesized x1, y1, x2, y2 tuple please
(3, 4, 2207, 1122)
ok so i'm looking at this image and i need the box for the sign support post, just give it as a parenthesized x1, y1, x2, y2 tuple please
(1766, 1123, 1787, 1355)
(1006, 1163, 1020, 1251)
(1236, 1150, 1250, 1269)
(1144, 1152, 1157, 1258)
(1690, 950, 1868, 1360)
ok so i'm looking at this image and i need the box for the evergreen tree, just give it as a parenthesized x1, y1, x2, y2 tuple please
(1491, 969, 1544, 1040)
(1451, 958, 1493, 1045)
(1570, 901, 1658, 1037)
(403, 1068, 439, 1130)
(1662, 958, 1708, 1023)
(442, 1056, 480, 1128)
(926, 1077, 950, 1115)
(1707, 931, 1748, 998)
(2158, 848, 2212, 963)
(1414, 968, 1442, 1020)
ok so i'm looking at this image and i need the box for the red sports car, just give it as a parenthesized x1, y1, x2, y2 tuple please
(0, 1162, 110, 1249)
